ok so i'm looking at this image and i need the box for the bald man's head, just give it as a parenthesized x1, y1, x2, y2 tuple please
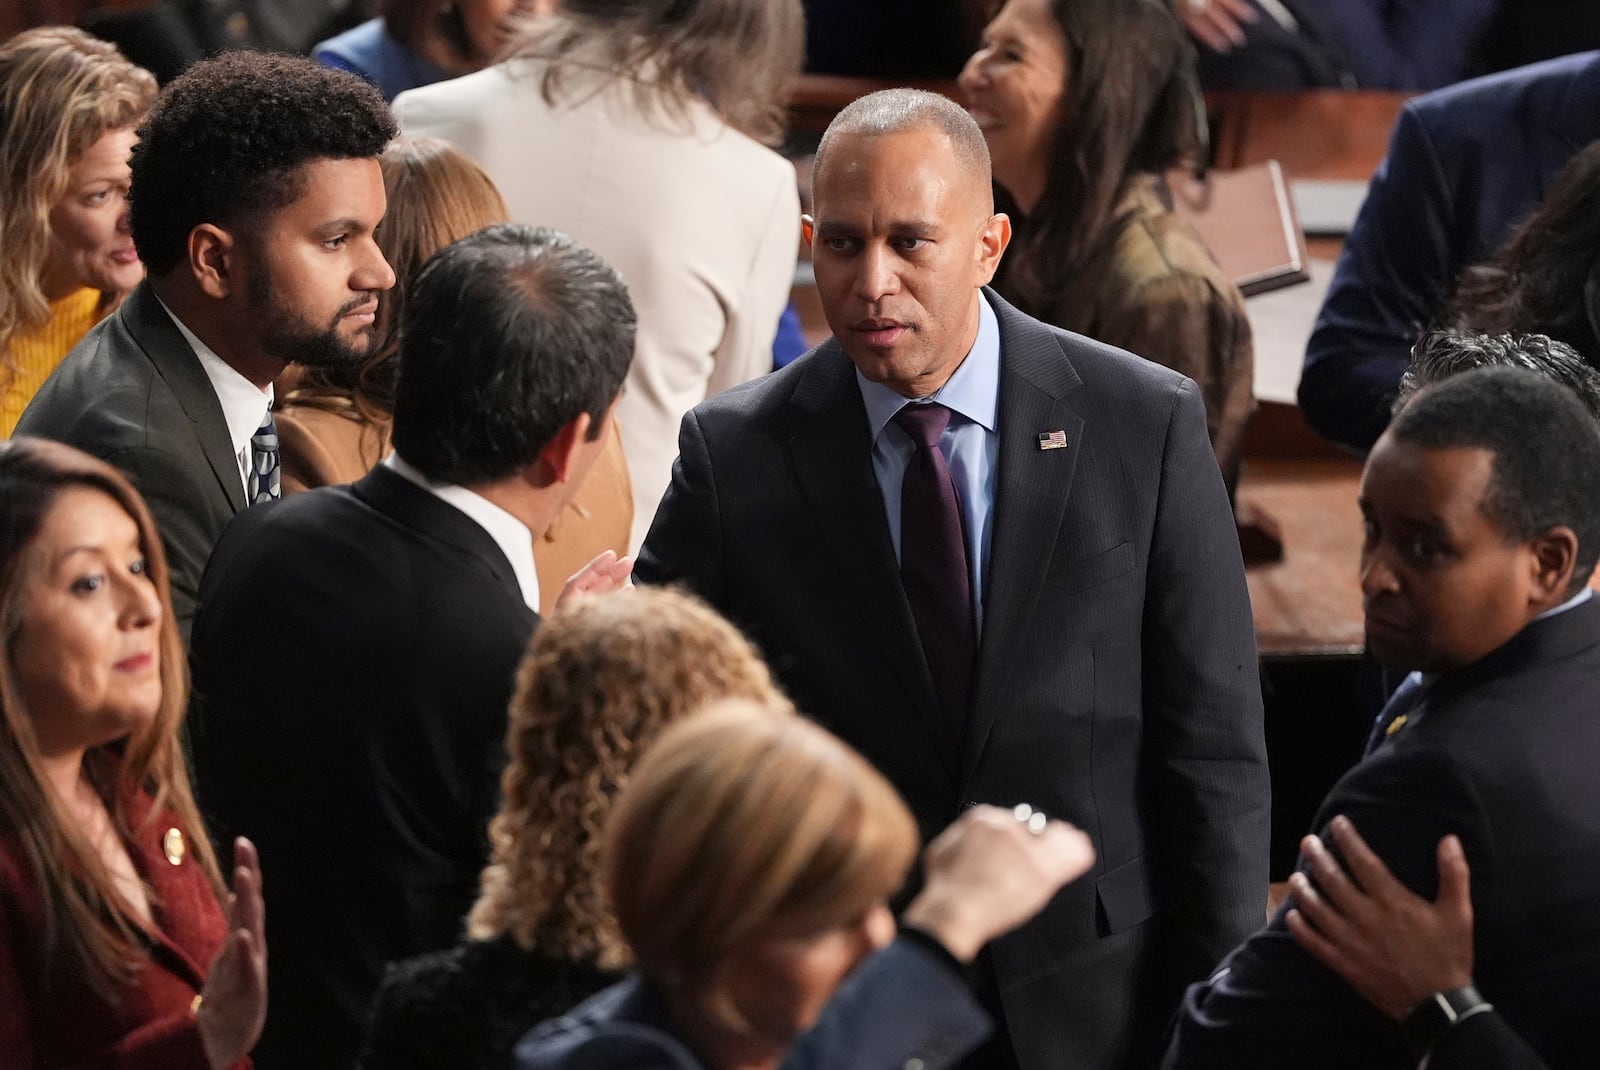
(802, 89, 1011, 399)
(814, 88, 995, 212)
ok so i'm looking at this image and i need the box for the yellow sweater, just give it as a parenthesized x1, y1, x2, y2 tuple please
(2, 288, 103, 438)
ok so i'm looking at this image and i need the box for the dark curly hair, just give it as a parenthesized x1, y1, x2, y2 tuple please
(1396, 330, 1600, 423)
(130, 51, 396, 277)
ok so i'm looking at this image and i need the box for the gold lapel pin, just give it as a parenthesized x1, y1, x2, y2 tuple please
(1037, 430, 1068, 451)
(162, 827, 186, 866)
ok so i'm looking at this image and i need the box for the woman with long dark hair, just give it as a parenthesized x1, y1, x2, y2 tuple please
(959, 0, 1254, 481)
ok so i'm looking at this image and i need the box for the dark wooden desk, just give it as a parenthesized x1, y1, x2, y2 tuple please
(1238, 456, 1365, 658)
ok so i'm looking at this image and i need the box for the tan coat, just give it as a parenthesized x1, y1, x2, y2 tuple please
(275, 395, 633, 608)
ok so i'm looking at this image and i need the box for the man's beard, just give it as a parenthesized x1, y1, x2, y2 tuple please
(247, 259, 375, 370)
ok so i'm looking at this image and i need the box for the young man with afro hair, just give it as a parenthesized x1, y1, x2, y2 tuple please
(16, 51, 397, 637)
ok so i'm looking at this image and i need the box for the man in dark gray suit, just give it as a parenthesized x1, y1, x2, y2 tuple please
(15, 51, 396, 637)
(636, 89, 1270, 1070)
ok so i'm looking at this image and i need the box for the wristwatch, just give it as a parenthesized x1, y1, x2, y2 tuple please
(1401, 984, 1493, 1058)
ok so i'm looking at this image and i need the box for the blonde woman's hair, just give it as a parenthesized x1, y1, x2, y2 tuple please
(0, 437, 224, 999)
(605, 700, 919, 998)
(0, 28, 156, 379)
(510, 0, 804, 147)
(467, 588, 784, 969)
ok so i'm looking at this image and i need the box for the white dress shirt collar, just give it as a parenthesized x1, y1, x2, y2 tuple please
(1536, 584, 1593, 621)
(155, 297, 272, 490)
(383, 453, 542, 614)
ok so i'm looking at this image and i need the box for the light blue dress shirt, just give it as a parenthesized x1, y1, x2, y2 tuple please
(856, 293, 1001, 628)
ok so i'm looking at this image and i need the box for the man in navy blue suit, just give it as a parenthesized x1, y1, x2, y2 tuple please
(639, 88, 1268, 1070)
(1166, 367, 1600, 1068)
(1298, 51, 1600, 451)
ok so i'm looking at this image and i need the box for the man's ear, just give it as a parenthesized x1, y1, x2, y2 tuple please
(801, 214, 816, 250)
(1529, 525, 1580, 604)
(976, 212, 1011, 286)
(534, 411, 596, 487)
(189, 224, 237, 301)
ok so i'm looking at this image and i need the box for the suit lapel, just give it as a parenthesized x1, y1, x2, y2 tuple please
(786, 344, 951, 772)
(961, 292, 1084, 788)
(123, 285, 246, 513)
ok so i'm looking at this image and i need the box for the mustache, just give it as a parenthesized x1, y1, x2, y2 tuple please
(336, 294, 380, 319)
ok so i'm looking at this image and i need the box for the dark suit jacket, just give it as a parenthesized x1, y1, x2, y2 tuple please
(14, 282, 244, 638)
(515, 937, 990, 1070)
(190, 465, 539, 1070)
(636, 290, 1270, 1069)
(1164, 598, 1600, 1069)
(1299, 51, 1600, 451)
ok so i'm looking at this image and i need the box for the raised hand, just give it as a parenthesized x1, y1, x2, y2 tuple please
(903, 804, 1095, 963)
(1178, 0, 1258, 53)
(198, 837, 268, 1070)
(1285, 815, 1474, 1020)
(556, 550, 635, 609)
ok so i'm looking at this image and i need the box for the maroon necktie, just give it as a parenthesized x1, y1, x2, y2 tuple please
(893, 402, 975, 737)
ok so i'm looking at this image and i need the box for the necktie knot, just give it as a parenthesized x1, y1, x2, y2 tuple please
(893, 401, 953, 450)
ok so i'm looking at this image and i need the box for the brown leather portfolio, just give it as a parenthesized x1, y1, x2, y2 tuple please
(1168, 160, 1311, 296)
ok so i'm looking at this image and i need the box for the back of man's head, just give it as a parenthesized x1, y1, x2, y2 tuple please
(1397, 330, 1600, 422)
(391, 224, 636, 486)
(1392, 366, 1600, 591)
(131, 51, 396, 277)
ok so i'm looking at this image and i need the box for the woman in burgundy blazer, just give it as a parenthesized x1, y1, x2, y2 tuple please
(0, 437, 266, 1067)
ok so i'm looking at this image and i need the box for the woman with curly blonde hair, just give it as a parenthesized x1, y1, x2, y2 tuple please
(360, 587, 786, 1069)
(0, 28, 156, 436)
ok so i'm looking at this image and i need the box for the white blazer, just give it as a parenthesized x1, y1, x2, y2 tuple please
(395, 60, 799, 551)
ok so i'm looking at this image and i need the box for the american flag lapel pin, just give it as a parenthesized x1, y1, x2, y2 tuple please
(1037, 430, 1068, 451)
